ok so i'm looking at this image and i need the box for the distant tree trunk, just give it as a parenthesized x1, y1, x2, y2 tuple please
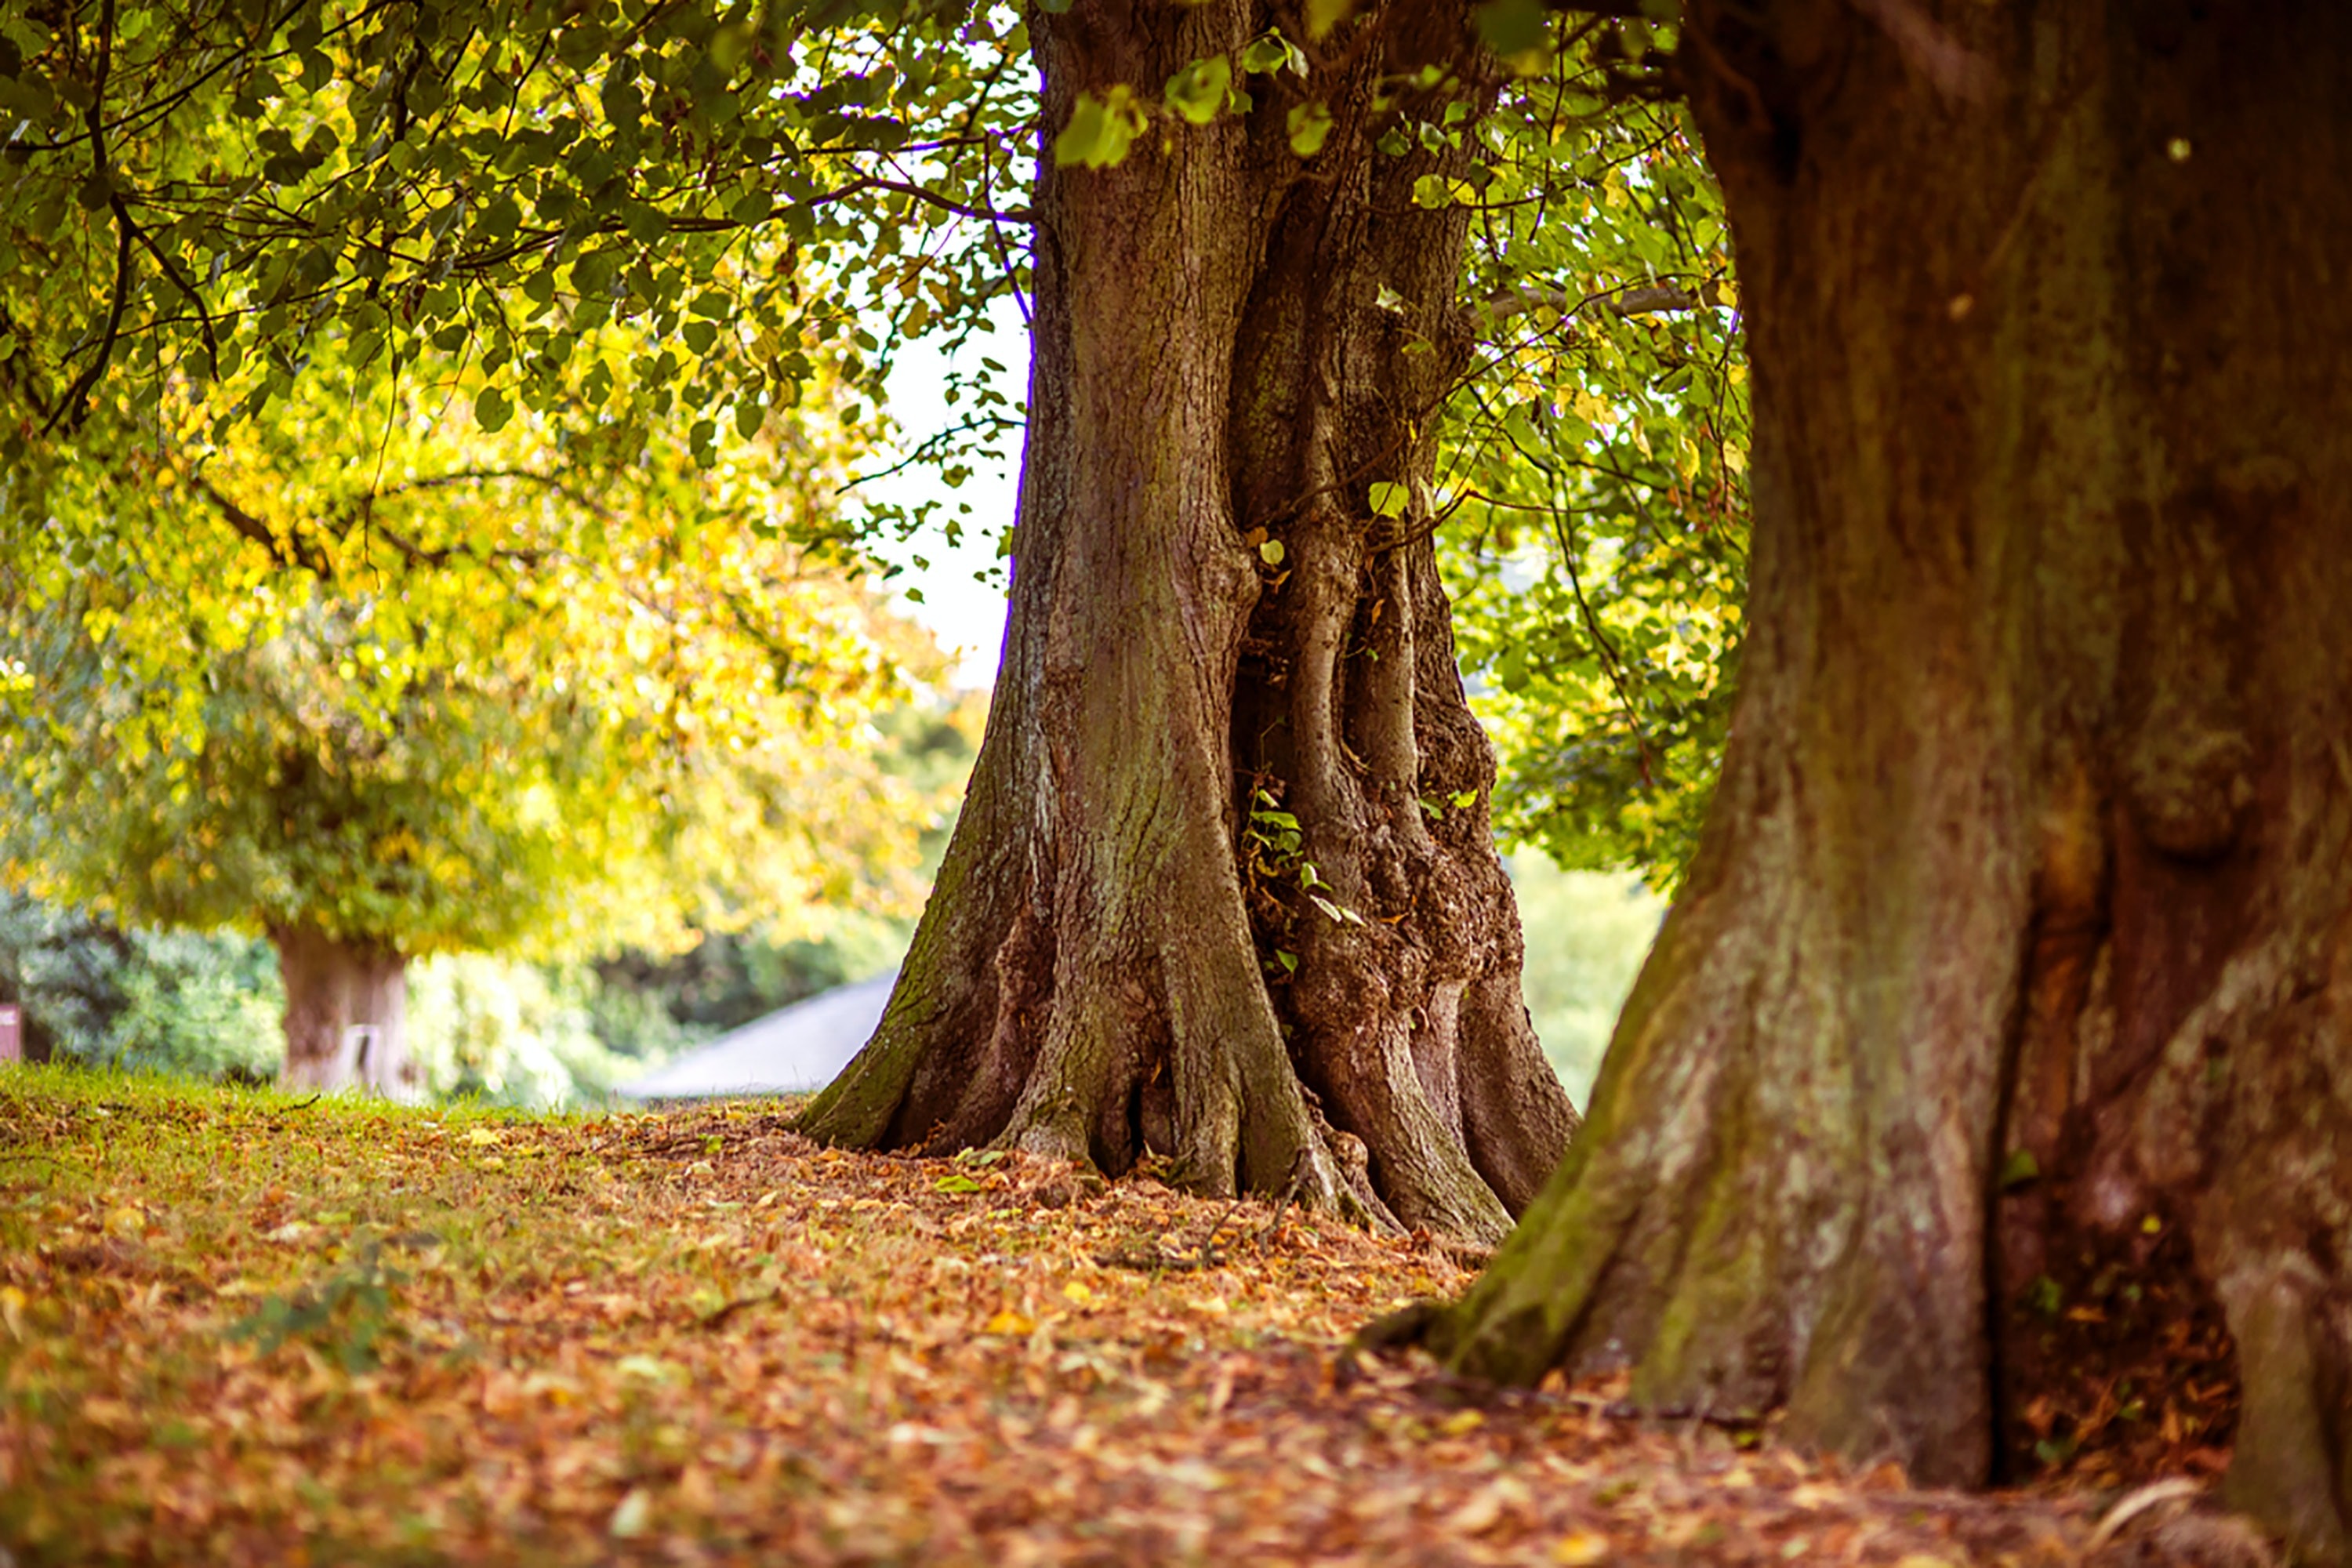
(272, 926, 413, 1097)
(797, 1, 1575, 1243)
(1437, 0, 2352, 1556)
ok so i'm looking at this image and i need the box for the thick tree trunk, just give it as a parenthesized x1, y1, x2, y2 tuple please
(1437, 0, 2352, 1556)
(797, 1, 1574, 1243)
(272, 925, 414, 1097)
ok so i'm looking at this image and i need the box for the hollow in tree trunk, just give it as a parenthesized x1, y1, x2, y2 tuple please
(272, 925, 414, 1097)
(1435, 1, 2352, 1556)
(797, 2, 1575, 1245)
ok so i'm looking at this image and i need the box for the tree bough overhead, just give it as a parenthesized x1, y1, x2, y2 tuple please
(799, 5, 1579, 1243)
(1434, 0, 2352, 1556)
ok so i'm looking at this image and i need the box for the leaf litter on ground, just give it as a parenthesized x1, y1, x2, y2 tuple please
(0, 1069, 2274, 1565)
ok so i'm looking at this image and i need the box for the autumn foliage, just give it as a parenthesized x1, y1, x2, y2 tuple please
(0, 1072, 2270, 1566)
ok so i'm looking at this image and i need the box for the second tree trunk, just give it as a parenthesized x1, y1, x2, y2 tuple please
(274, 924, 413, 1096)
(798, 1, 1573, 1244)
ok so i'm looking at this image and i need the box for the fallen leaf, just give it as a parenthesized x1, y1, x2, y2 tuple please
(609, 1486, 652, 1539)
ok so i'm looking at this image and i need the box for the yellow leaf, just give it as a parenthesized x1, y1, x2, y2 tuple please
(1062, 1280, 1095, 1306)
(1440, 1408, 1486, 1436)
(1449, 1495, 1505, 1542)
(1306, 0, 1355, 37)
(464, 1128, 503, 1146)
(0, 1286, 26, 1341)
(984, 1310, 1034, 1337)
(615, 1355, 681, 1383)
(1552, 1531, 1610, 1565)
(608, 1486, 652, 1539)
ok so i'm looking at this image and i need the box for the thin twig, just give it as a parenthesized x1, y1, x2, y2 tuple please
(122, 207, 220, 379)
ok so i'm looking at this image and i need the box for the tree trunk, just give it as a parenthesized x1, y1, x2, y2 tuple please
(796, 1, 1575, 1244)
(1436, 0, 2352, 1555)
(272, 925, 414, 1097)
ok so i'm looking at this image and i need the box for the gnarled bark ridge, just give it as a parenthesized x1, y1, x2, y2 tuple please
(1439, 1, 2352, 1557)
(797, 2, 1574, 1244)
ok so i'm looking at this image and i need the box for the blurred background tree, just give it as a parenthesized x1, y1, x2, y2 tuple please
(0, 318, 972, 1096)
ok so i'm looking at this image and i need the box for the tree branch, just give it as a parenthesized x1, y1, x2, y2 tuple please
(122, 207, 220, 379)
(1480, 278, 1727, 325)
(46, 0, 135, 436)
(187, 471, 333, 578)
(369, 466, 615, 521)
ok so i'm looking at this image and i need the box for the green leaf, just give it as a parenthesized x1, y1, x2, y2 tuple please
(1998, 1149, 2040, 1190)
(472, 386, 513, 432)
(1052, 87, 1146, 169)
(1258, 539, 1286, 565)
(933, 1172, 983, 1194)
(1287, 102, 1333, 158)
(1473, 0, 1551, 59)
(1240, 30, 1306, 77)
(1368, 481, 1410, 518)
(2034, 1434, 2079, 1466)
(1306, 0, 1356, 39)
(1163, 56, 1232, 127)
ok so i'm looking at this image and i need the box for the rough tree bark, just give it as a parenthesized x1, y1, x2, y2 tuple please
(797, 1, 1575, 1244)
(272, 925, 414, 1096)
(1436, 0, 2352, 1555)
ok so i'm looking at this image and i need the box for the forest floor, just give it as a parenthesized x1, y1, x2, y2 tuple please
(0, 1069, 2272, 1566)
